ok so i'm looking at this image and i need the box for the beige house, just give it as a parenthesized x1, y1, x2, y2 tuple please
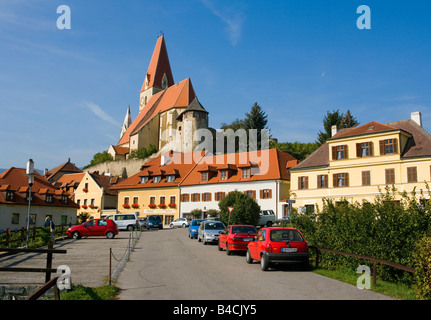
(74, 171, 122, 219)
(290, 112, 431, 212)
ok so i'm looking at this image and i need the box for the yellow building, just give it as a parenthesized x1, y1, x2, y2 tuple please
(74, 171, 122, 219)
(111, 151, 199, 226)
(290, 112, 431, 212)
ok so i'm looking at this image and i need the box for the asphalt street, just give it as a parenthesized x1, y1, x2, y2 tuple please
(116, 227, 393, 300)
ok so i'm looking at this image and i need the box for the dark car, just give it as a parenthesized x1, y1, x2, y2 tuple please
(246, 227, 309, 271)
(66, 219, 119, 239)
(218, 225, 257, 255)
(146, 215, 163, 230)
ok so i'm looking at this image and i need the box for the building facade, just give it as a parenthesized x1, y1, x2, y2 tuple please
(179, 149, 298, 219)
(0, 168, 78, 229)
(290, 112, 431, 212)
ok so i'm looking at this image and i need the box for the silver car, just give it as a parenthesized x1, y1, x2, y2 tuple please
(197, 221, 225, 245)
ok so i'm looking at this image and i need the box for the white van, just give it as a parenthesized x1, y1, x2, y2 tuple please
(105, 213, 139, 231)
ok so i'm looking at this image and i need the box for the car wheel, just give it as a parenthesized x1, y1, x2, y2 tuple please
(182, 223, 186, 228)
(246, 250, 253, 264)
(127, 225, 134, 231)
(218, 241, 223, 251)
(106, 231, 115, 239)
(226, 244, 231, 255)
(260, 254, 269, 271)
(72, 231, 80, 239)
(266, 221, 273, 227)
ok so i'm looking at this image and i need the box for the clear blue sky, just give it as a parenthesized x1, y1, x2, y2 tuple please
(1, 0, 430, 170)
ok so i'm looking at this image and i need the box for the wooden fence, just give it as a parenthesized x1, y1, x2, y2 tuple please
(310, 246, 416, 286)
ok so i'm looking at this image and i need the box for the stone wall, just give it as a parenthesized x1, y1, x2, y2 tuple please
(0, 285, 55, 300)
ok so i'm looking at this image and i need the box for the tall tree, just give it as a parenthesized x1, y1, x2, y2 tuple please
(341, 109, 359, 128)
(316, 109, 359, 145)
(243, 102, 269, 150)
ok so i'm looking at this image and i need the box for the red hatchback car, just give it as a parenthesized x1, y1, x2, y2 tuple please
(246, 227, 309, 271)
(218, 225, 257, 255)
(67, 219, 119, 239)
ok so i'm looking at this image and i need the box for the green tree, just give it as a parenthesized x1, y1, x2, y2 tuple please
(129, 144, 157, 160)
(86, 151, 113, 168)
(341, 110, 359, 128)
(316, 109, 359, 145)
(243, 102, 269, 150)
(218, 191, 261, 226)
(269, 141, 319, 162)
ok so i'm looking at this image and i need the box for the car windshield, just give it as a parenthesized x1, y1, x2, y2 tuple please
(192, 220, 203, 226)
(232, 226, 256, 234)
(270, 229, 304, 242)
(149, 216, 161, 222)
(205, 222, 224, 230)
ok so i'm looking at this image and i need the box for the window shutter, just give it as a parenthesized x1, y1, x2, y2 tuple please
(298, 177, 302, 189)
(356, 143, 362, 157)
(344, 145, 349, 159)
(333, 174, 338, 188)
(345, 173, 349, 187)
(252, 190, 256, 199)
(332, 147, 337, 160)
(268, 189, 272, 199)
(260, 190, 264, 199)
(324, 175, 328, 188)
(369, 142, 374, 156)
(304, 177, 309, 189)
(393, 138, 398, 153)
(379, 140, 385, 155)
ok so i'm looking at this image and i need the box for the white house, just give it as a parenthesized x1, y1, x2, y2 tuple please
(179, 149, 298, 219)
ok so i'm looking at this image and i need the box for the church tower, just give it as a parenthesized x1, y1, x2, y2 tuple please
(120, 105, 132, 138)
(139, 35, 174, 112)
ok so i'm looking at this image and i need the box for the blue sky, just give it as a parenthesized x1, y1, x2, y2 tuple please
(1, 0, 430, 170)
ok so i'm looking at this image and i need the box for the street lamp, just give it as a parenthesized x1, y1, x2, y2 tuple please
(25, 159, 36, 248)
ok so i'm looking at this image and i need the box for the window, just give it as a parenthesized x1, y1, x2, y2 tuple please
(407, 167, 417, 183)
(317, 175, 328, 189)
(62, 195, 68, 204)
(29, 214, 36, 225)
(380, 139, 398, 155)
(140, 177, 149, 184)
(170, 196, 176, 204)
(219, 170, 227, 180)
(215, 192, 225, 201)
(357, 142, 373, 157)
(201, 172, 208, 182)
(153, 176, 161, 183)
(133, 197, 139, 205)
(6, 191, 14, 202)
(298, 176, 309, 190)
(244, 190, 256, 199)
(385, 168, 395, 185)
(61, 215, 68, 225)
(160, 196, 165, 205)
(242, 168, 250, 179)
(181, 194, 189, 202)
(202, 193, 211, 202)
(150, 196, 156, 204)
(84, 199, 88, 205)
(46, 195, 53, 204)
(124, 197, 130, 205)
(11, 213, 20, 225)
(332, 145, 348, 160)
(166, 175, 175, 183)
(362, 171, 371, 186)
(260, 189, 272, 199)
(333, 173, 349, 187)
(91, 199, 95, 206)
(192, 193, 200, 202)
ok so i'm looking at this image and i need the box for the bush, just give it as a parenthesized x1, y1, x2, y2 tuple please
(218, 191, 260, 226)
(413, 237, 431, 300)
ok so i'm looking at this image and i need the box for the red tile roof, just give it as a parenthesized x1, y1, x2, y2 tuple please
(118, 77, 196, 146)
(0, 167, 78, 208)
(140, 35, 174, 93)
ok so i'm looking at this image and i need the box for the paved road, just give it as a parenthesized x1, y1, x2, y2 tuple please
(116, 227, 393, 300)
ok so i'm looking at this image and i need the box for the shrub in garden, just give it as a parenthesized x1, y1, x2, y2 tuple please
(218, 191, 260, 226)
(413, 237, 431, 300)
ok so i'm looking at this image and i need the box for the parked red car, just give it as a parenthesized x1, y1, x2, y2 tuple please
(66, 219, 119, 239)
(218, 225, 257, 255)
(246, 227, 309, 271)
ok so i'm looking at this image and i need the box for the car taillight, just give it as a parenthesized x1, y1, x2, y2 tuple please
(265, 243, 273, 253)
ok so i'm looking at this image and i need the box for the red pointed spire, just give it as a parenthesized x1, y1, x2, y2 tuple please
(140, 35, 174, 93)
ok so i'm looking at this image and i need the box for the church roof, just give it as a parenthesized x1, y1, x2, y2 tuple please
(140, 35, 174, 92)
(118, 77, 197, 146)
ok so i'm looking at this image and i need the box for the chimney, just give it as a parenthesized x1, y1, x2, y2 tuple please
(161, 155, 166, 166)
(331, 125, 338, 137)
(411, 111, 422, 127)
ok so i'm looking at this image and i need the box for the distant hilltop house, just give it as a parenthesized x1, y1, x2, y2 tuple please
(290, 111, 431, 213)
(107, 35, 214, 165)
(44, 158, 83, 184)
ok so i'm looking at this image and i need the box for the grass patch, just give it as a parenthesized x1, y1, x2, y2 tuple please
(57, 284, 119, 300)
(312, 266, 417, 300)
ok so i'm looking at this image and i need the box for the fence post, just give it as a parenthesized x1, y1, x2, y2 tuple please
(372, 261, 377, 287)
(45, 242, 53, 283)
(109, 248, 112, 285)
